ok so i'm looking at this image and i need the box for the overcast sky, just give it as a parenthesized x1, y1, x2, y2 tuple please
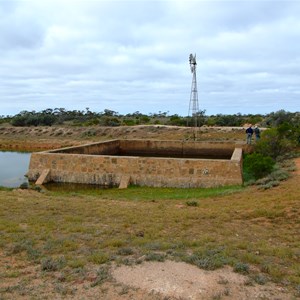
(0, 0, 299, 116)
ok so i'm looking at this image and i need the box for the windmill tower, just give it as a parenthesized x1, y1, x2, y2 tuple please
(188, 53, 199, 135)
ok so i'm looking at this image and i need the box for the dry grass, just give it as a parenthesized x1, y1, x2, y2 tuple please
(0, 172, 299, 298)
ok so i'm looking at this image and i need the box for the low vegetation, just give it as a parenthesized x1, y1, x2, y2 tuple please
(243, 115, 299, 189)
(2, 107, 300, 131)
(0, 172, 299, 297)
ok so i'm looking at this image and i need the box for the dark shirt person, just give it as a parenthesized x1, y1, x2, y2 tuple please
(246, 126, 253, 144)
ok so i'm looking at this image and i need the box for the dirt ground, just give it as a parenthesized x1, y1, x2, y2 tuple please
(0, 252, 296, 300)
(112, 261, 293, 300)
(0, 248, 296, 300)
(0, 124, 248, 152)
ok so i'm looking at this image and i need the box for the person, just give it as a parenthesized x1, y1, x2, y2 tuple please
(245, 125, 253, 144)
(254, 125, 260, 141)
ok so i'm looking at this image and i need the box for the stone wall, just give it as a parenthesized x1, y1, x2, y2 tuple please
(28, 140, 243, 188)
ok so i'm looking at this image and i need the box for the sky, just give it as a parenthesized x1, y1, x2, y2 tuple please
(0, 0, 299, 117)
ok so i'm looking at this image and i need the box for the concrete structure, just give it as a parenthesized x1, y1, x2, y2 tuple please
(28, 139, 243, 188)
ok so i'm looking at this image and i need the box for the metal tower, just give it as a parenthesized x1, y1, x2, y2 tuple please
(188, 53, 199, 129)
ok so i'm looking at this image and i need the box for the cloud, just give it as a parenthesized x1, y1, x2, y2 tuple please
(0, 0, 299, 116)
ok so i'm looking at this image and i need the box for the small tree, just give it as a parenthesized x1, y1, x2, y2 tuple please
(243, 153, 275, 180)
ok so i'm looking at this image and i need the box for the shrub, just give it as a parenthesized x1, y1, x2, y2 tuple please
(90, 266, 110, 287)
(233, 262, 249, 274)
(184, 247, 229, 270)
(269, 169, 290, 181)
(19, 182, 29, 189)
(116, 247, 134, 256)
(252, 274, 268, 285)
(88, 251, 109, 264)
(145, 252, 166, 262)
(41, 256, 66, 272)
(243, 153, 275, 180)
(255, 128, 296, 160)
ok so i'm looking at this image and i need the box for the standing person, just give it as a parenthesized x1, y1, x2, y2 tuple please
(254, 125, 260, 141)
(246, 125, 253, 144)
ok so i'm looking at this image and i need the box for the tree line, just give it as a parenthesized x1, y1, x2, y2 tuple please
(1, 108, 299, 130)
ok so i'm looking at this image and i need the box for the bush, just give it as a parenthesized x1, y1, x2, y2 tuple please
(184, 247, 229, 270)
(90, 266, 110, 287)
(234, 262, 249, 274)
(41, 256, 66, 271)
(255, 128, 296, 160)
(243, 153, 275, 180)
(145, 252, 166, 262)
(186, 200, 199, 207)
(116, 247, 134, 256)
(19, 182, 29, 189)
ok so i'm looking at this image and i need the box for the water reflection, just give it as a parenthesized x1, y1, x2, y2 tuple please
(0, 151, 31, 188)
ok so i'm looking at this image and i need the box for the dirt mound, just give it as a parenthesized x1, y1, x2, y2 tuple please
(112, 261, 292, 299)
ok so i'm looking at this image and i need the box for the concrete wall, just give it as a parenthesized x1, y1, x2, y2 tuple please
(28, 140, 243, 188)
(52, 139, 237, 158)
(51, 140, 120, 155)
(118, 140, 234, 158)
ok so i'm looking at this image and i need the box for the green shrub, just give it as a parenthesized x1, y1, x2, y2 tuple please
(88, 251, 109, 264)
(255, 128, 296, 160)
(184, 247, 229, 270)
(19, 182, 29, 189)
(243, 153, 275, 180)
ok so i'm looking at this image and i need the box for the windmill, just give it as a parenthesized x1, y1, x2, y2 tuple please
(188, 53, 199, 131)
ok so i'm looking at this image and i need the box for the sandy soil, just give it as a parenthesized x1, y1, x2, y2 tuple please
(112, 261, 292, 300)
(0, 253, 294, 300)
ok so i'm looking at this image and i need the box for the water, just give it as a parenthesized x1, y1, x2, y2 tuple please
(45, 182, 111, 192)
(0, 151, 31, 188)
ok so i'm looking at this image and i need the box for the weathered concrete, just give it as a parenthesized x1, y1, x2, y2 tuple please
(119, 175, 131, 189)
(28, 139, 244, 188)
(35, 169, 51, 185)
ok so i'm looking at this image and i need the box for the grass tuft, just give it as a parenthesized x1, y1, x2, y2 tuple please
(90, 266, 110, 287)
(233, 262, 249, 274)
(184, 247, 230, 270)
(88, 251, 110, 264)
(145, 252, 166, 262)
(41, 256, 66, 272)
(116, 247, 134, 256)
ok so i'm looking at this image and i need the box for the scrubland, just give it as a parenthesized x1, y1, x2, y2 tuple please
(0, 125, 299, 299)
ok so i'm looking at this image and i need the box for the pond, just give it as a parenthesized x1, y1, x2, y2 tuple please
(0, 151, 31, 188)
